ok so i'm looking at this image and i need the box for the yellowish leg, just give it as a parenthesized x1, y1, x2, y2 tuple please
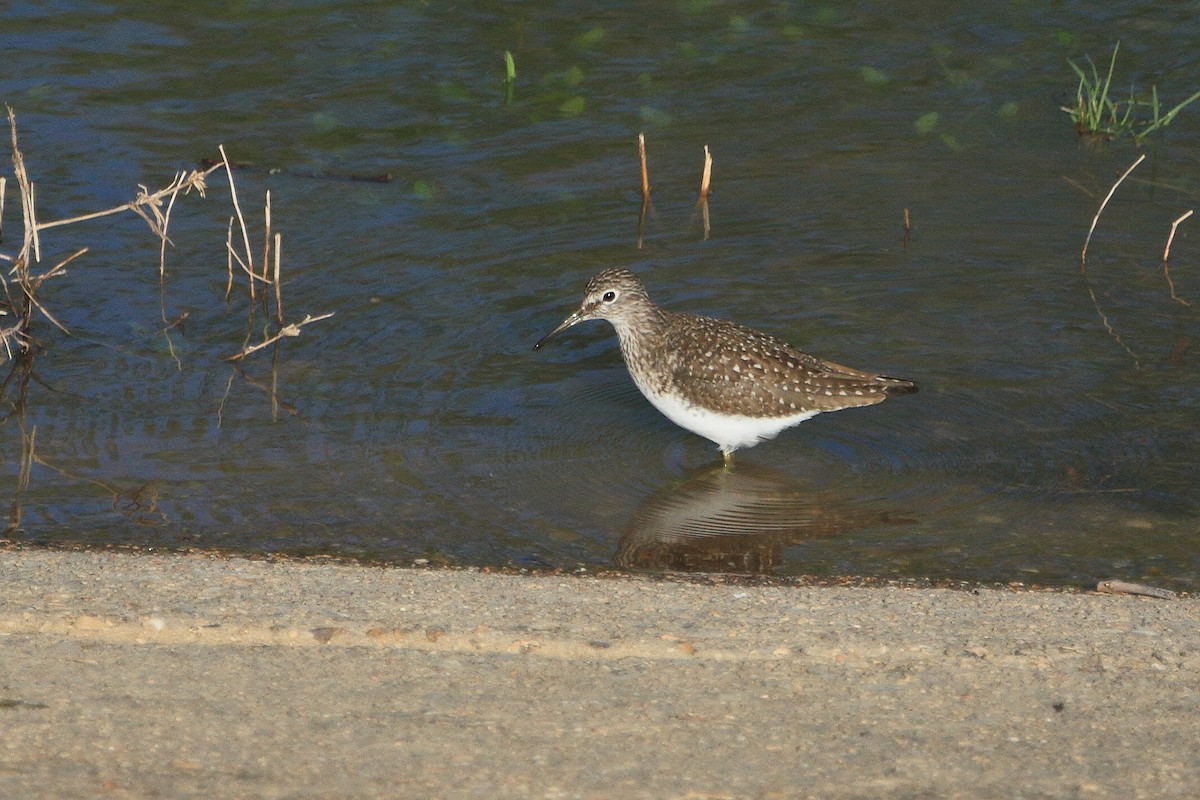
(722, 448, 734, 468)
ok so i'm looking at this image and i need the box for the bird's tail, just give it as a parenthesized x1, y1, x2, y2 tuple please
(878, 376, 918, 395)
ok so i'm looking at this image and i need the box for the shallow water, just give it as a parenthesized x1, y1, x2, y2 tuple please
(2, 2, 1198, 589)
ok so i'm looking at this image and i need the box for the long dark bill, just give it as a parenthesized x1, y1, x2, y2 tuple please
(532, 311, 583, 351)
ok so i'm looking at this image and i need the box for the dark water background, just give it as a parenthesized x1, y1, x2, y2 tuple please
(2, 2, 1198, 589)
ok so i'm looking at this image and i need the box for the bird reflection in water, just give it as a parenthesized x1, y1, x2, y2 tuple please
(615, 462, 915, 575)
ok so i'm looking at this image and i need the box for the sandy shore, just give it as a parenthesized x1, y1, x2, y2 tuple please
(0, 547, 1195, 799)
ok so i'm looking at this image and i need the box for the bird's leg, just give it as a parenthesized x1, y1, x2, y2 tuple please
(721, 448, 734, 468)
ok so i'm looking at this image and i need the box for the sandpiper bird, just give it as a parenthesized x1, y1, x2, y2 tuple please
(534, 268, 917, 466)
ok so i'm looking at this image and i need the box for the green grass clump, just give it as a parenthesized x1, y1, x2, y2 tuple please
(1063, 41, 1200, 143)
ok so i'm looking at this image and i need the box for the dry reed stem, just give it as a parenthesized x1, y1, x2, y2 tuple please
(696, 145, 713, 241)
(224, 235, 258, 282)
(1081, 153, 1145, 271)
(17, 247, 88, 337)
(27, 184, 39, 263)
(8, 106, 39, 266)
(7, 102, 217, 345)
(27, 246, 87, 292)
(8, 129, 37, 266)
(34, 168, 213, 237)
(1162, 209, 1193, 262)
(262, 190, 272, 288)
(273, 232, 283, 324)
(635, 135, 650, 249)
(223, 311, 334, 362)
(225, 218, 235, 301)
(155, 175, 184, 280)
(638, 132, 650, 200)
(0, 176, 6, 243)
(219, 144, 256, 302)
(1078, 157, 1146, 368)
(1162, 209, 1193, 306)
(3, 111, 330, 371)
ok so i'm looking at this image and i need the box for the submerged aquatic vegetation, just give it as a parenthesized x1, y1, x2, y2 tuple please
(1062, 42, 1200, 142)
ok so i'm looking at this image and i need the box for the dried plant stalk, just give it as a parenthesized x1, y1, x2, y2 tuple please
(1078, 154, 1147, 369)
(1162, 209, 1193, 262)
(225, 218, 235, 301)
(1162, 209, 1193, 306)
(3, 108, 333, 374)
(220, 144, 256, 302)
(273, 232, 283, 325)
(263, 189, 272, 285)
(224, 312, 334, 362)
(1081, 153, 1145, 270)
(638, 132, 650, 201)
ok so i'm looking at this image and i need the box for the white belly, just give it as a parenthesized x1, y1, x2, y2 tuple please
(638, 386, 821, 452)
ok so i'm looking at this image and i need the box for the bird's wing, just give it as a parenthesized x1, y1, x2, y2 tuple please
(666, 315, 912, 416)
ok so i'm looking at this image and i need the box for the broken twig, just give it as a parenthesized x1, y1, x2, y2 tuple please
(223, 312, 334, 362)
(1095, 579, 1177, 599)
(1161, 209, 1193, 306)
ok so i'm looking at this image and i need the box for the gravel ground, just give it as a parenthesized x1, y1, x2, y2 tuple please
(0, 548, 1196, 799)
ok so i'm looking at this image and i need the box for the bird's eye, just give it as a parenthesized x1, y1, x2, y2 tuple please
(602, 290, 617, 302)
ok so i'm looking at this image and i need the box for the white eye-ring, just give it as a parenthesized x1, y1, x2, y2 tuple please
(602, 290, 618, 302)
